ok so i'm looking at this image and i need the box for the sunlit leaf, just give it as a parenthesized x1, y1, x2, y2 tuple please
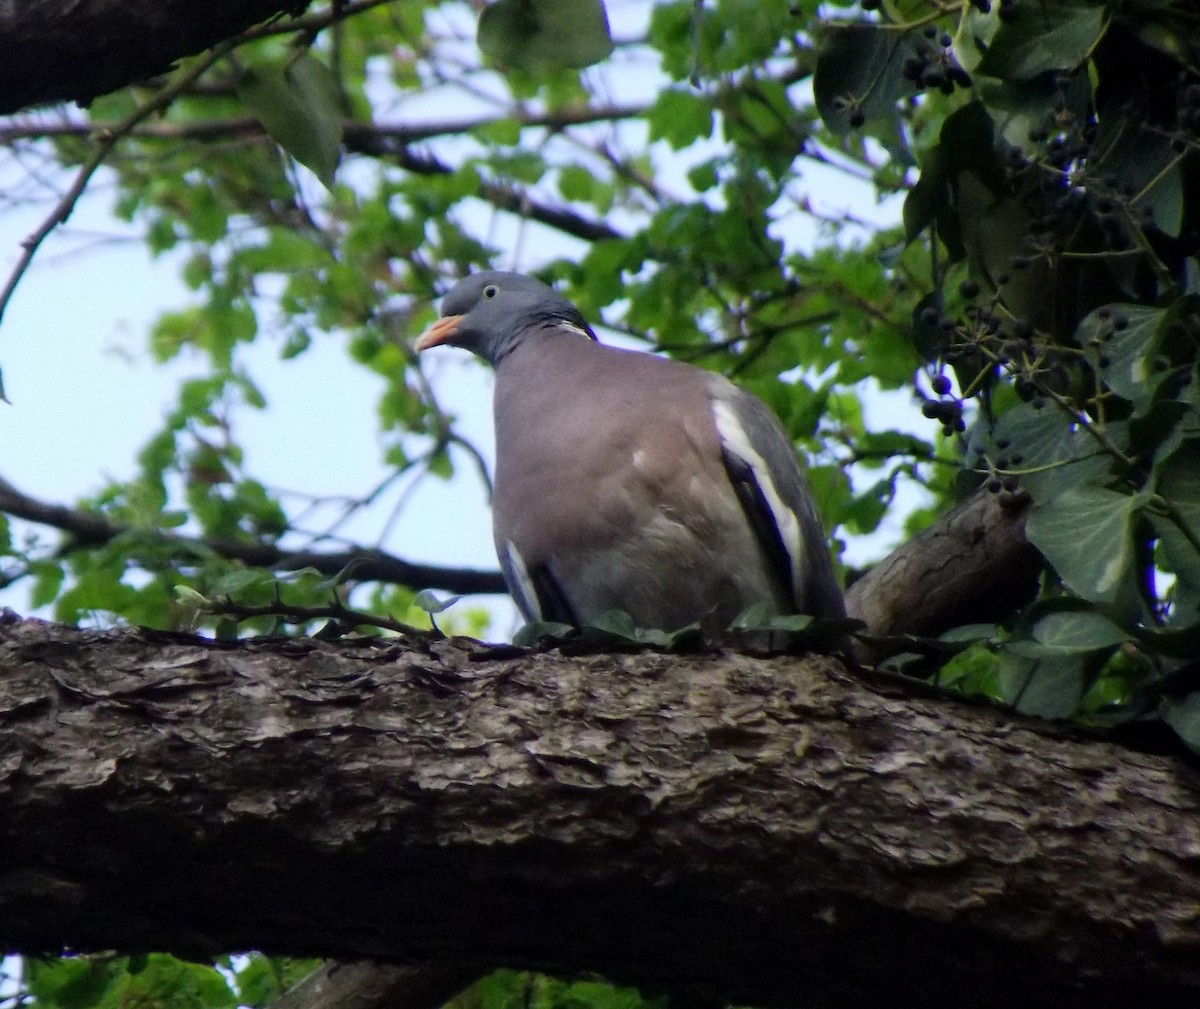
(1030, 609, 1127, 652)
(477, 0, 613, 71)
(237, 53, 342, 188)
(412, 589, 462, 614)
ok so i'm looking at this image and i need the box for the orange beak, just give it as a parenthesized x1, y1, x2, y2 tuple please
(414, 314, 465, 351)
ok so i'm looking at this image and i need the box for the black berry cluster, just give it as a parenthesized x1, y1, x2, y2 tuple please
(982, 437, 1023, 495)
(920, 390, 966, 438)
(901, 27, 973, 96)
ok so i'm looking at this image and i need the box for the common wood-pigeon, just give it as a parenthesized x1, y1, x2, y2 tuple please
(416, 271, 845, 631)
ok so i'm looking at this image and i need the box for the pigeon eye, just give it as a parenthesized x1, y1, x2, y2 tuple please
(483, 284, 499, 299)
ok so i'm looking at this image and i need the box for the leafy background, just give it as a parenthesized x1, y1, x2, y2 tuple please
(1, 0, 1199, 1004)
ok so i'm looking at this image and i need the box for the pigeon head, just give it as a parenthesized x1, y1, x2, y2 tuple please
(414, 271, 597, 366)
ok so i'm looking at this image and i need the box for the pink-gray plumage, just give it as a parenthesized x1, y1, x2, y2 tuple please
(415, 271, 844, 631)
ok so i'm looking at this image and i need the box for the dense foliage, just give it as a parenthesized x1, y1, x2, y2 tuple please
(0, 0, 1199, 1003)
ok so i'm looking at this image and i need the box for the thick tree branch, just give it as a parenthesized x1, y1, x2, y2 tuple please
(0, 477, 506, 596)
(845, 488, 1041, 648)
(0, 1, 399, 115)
(1, 611, 1198, 1008)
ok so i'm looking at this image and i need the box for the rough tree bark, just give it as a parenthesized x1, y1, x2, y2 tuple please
(1, 610, 1198, 1009)
(0, 0, 314, 114)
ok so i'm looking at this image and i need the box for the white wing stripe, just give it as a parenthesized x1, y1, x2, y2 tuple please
(502, 541, 543, 622)
(710, 399, 803, 591)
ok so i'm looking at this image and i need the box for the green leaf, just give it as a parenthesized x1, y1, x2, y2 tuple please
(813, 24, 918, 135)
(936, 642, 1004, 698)
(558, 164, 595, 202)
(26, 958, 123, 1009)
(729, 600, 775, 630)
(412, 589, 461, 615)
(238, 54, 343, 188)
(1090, 101, 1184, 238)
(765, 613, 815, 633)
(1081, 304, 1166, 411)
(477, 0, 613, 71)
(1026, 485, 1137, 603)
(1030, 609, 1127, 652)
(1162, 691, 1200, 753)
(586, 608, 640, 638)
(512, 620, 575, 646)
(939, 623, 1000, 643)
(30, 560, 65, 609)
(904, 148, 947, 245)
(981, 402, 1114, 503)
(647, 89, 714, 149)
(211, 568, 273, 597)
(976, 2, 1108, 79)
(997, 649, 1086, 719)
(1151, 437, 1200, 610)
(175, 586, 212, 610)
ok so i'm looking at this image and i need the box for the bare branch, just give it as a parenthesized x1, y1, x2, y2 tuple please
(0, 477, 507, 596)
(346, 138, 624, 245)
(0, 106, 647, 148)
(845, 488, 1041, 656)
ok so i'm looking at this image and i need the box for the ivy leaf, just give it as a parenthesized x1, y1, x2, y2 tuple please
(1091, 98, 1184, 238)
(1084, 304, 1166, 412)
(976, 2, 1108, 79)
(511, 620, 576, 646)
(477, 0, 613, 71)
(1026, 485, 1138, 603)
(1161, 691, 1200, 754)
(1155, 438, 1200, 533)
(997, 649, 1086, 719)
(1030, 609, 1127, 652)
(238, 53, 343, 189)
(581, 609, 673, 647)
(1150, 437, 1200, 619)
(813, 24, 919, 135)
(981, 402, 1115, 503)
(904, 148, 947, 246)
